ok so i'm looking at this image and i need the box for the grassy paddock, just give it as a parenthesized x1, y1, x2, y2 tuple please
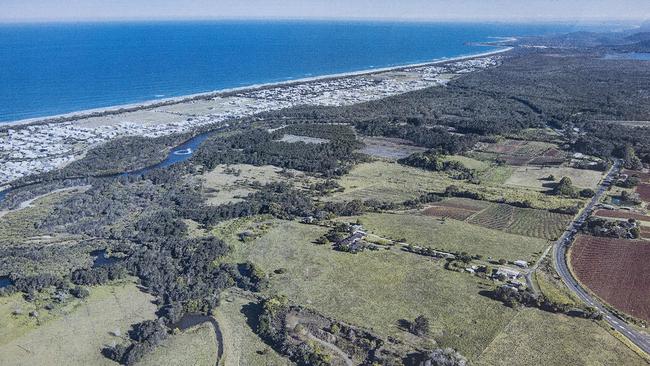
(222, 220, 644, 364)
(201, 164, 320, 205)
(329, 161, 453, 203)
(138, 323, 217, 366)
(330, 161, 580, 210)
(476, 309, 647, 366)
(0, 280, 156, 366)
(214, 292, 294, 366)
(358, 212, 548, 261)
(225, 220, 518, 359)
(0, 190, 78, 244)
(505, 165, 604, 191)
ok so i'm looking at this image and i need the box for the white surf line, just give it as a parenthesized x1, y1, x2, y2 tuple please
(2, 47, 513, 128)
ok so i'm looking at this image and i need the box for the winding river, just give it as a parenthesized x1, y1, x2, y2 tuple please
(0, 131, 213, 205)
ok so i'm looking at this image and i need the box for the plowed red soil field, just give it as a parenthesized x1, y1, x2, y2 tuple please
(636, 183, 650, 202)
(641, 226, 650, 240)
(594, 209, 650, 222)
(570, 235, 650, 322)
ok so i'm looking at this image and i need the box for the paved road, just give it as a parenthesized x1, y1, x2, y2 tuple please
(553, 159, 650, 355)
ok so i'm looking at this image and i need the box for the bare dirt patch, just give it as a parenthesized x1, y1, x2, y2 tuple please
(358, 137, 427, 159)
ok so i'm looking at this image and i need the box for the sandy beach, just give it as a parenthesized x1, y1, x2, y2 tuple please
(1, 46, 512, 129)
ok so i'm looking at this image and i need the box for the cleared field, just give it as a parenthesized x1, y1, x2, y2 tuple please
(329, 161, 453, 203)
(0, 280, 157, 366)
(423, 197, 491, 220)
(224, 220, 642, 364)
(468, 204, 572, 240)
(473, 139, 558, 166)
(359, 212, 548, 261)
(214, 292, 294, 366)
(442, 155, 491, 171)
(138, 323, 217, 366)
(505, 165, 603, 191)
(358, 137, 427, 159)
(201, 164, 319, 205)
(636, 183, 650, 202)
(224, 220, 520, 359)
(570, 235, 650, 322)
(423, 206, 477, 221)
(478, 165, 514, 185)
(436, 197, 492, 211)
(0, 190, 77, 244)
(279, 134, 328, 144)
(594, 209, 650, 222)
(331, 161, 581, 210)
(476, 309, 648, 366)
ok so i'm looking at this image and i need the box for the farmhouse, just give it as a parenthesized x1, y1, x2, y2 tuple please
(495, 267, 521, 280)
(336, 227, 367, 253)
(514, 260, 529, 268)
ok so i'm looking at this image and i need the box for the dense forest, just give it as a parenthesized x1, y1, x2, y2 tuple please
(192, 124, 365, 177)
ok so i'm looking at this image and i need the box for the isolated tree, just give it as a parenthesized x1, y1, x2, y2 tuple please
(553, 177, 576, 197)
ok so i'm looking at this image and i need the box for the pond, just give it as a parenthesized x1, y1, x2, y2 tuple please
(91, 249, 123, 268)
(602, 52, 650, 61)
(0, 276, 13, 289)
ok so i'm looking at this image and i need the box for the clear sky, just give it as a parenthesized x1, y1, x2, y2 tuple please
(1, 0, 649, 23)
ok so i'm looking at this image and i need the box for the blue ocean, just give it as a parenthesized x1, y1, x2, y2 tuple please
(0, 21, 593, 123)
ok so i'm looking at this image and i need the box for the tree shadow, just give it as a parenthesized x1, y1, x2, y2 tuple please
(240, 301, 263, 333)
(397, 318, 411, 332)
(542, 182, 558, 189)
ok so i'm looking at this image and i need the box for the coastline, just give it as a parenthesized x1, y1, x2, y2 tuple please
(1, 46, 513, 129)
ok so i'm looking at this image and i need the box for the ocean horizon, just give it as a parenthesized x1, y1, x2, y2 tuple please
(0, 20, 599, 123)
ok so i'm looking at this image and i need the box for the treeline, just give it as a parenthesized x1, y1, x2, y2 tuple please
(398, 151, 477, 181)
(355, 121, 477, 154)
(278, 123, 358, 142)
(192, 126, 364, 177)
(251, 48, 650, 164)
(492, 286, 602, 320)
(102, 320, 168, 365)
